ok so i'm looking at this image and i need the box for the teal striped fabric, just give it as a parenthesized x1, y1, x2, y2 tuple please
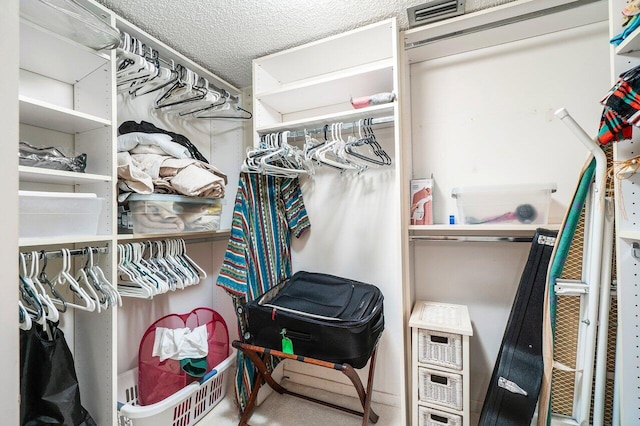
(217, 172, 310, 411)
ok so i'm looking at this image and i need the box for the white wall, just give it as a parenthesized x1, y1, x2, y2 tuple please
(287, 125, 404, 407)
(0, 0, 20, 422)
(409, 20, 610, 413)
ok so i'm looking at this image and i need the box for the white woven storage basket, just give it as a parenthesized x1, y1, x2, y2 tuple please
(117, 352, 233, 426)
(418, 329, 463, 370)
(419, 406, 462, 426)
(418, 367, 463, 411)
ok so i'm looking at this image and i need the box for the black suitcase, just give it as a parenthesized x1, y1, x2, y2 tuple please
(479, 228, 557, 425)
(243, 271, 384, 368)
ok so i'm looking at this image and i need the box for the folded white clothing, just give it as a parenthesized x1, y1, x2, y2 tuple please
(118, 132, 192, 159)
(152, 324, 209, 362)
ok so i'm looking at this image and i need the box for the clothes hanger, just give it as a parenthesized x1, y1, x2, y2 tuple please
(19, 254, 46, 326)
(178, 239, 207, 280)
(155, 68, 208, 110)
(259, 131, 310, 177)
(18, 300, 32, 331)
(52, 249, 96, 312)
(168, 239, 199, 286)
(195, 103, 253, 120)
(131, 59, 178, 98)
(90, 248, 122, 307)
(163, 239, 196, 286)
(38, 250, 68, 313)
(27, 251, 59, 323)
(179, 89, 227, 118)
(117, 244, 155, 299)
(129, 242, 168, 294)
(151, 240, 182, 291)
(315, 123, 360, 171)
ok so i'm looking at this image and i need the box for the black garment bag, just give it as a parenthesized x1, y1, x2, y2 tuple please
(479, 228, 557, 425)
(20, 322, 97, 426)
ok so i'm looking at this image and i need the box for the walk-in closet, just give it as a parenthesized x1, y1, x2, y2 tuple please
(2, 0, 640, 425)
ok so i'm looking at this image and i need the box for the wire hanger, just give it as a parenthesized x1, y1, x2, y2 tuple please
(196, 103, 252, 120)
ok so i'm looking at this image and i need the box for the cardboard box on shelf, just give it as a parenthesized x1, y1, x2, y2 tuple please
(411, 178, 433, 225)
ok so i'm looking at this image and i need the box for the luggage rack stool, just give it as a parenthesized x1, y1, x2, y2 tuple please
(232, 340, 380, 426)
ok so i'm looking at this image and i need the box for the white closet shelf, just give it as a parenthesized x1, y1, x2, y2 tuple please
(19, 166, 112, 184)
(254, 19, 394, 86)
(410, 223, 561, 236)
(256, 103, 395, 134)
(619, 230, 640, 241)
(20, 20, 110, 85)
(117, 229, 230, 241)
(19, 234, 113, 248)
(254, 60, 394, 115)
(19, 95, 111, 134)
(615, 27, 640, 56)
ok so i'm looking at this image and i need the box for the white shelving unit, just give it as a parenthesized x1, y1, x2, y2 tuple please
(410, 301, 473, 426)
(402, 1, 610, 423)
(609, 1, 640, 422)
(252, 18, 408, 420)
(17, 0, 118, 424)
(253, 20, 397, 132)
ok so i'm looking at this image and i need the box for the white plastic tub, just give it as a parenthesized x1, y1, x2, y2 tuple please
(126, 194, 222, 235)
(19, 190, 104, 238)
(117, 351, 234, 426)
(451, 183, 556, 225)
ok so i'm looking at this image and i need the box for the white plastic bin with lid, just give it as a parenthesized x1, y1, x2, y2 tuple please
(451, 183, 556, 225)
(126, 194, 222, 235)
(19, 190, 104, 238)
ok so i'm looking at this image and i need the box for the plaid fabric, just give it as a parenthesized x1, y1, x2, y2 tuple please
(598, 65, 640, 144)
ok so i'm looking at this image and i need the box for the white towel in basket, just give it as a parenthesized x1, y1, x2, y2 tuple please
(152, 325, 209, 362)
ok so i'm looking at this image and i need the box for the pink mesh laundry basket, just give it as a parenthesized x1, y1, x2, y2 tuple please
(137, 307, 229, 406)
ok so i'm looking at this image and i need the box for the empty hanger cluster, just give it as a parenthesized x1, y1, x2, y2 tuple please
(18, 247, 120, 331)
(117, 239, 206, 299)
(244, 118, 392, 177)
(116, 31, 251, 120)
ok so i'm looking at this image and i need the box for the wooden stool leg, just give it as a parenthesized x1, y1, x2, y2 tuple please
(238, 360, 264, 426)
(341, 348, 380, 424)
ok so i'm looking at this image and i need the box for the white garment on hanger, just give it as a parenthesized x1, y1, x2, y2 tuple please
(152, 324, 209, 362)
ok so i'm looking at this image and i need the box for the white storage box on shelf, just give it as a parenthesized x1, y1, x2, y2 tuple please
(19, 190, 104, 238)
(419, 405, 463, 426)
(126, 194, 223, 235)
(410, 301, 473, 426)
(418, 367, 464, 410)
(418, 328, 463, 370)
(451, 183, 556, 225)
(117, 351, 234, 426)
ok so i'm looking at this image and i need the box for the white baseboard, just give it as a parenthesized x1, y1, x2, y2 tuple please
(282, 359, 400, 407)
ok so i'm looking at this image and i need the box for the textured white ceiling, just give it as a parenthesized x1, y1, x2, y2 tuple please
(96, 0, 515, 89)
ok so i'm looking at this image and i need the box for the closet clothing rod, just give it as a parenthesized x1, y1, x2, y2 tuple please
(410, 235, 532, 243)
(260, 115, 394, 138)
(21, 247, 109, 259)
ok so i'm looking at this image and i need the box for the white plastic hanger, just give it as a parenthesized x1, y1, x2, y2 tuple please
(18, 300, 32, 331)
(27, 252, 59, 323)
(53, 249, 96, 312)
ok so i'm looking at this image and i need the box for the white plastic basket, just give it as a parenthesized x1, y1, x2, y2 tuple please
(418, 367, 463, 411)
(418, 406, 462, 426)
(117, 351, 234, 426)
(418, 329, 463, 370)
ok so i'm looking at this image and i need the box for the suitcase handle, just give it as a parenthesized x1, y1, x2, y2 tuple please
(285, 329, 311, 342)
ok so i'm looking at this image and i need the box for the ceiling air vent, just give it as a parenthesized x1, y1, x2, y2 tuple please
(407, 0, 466, 28)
